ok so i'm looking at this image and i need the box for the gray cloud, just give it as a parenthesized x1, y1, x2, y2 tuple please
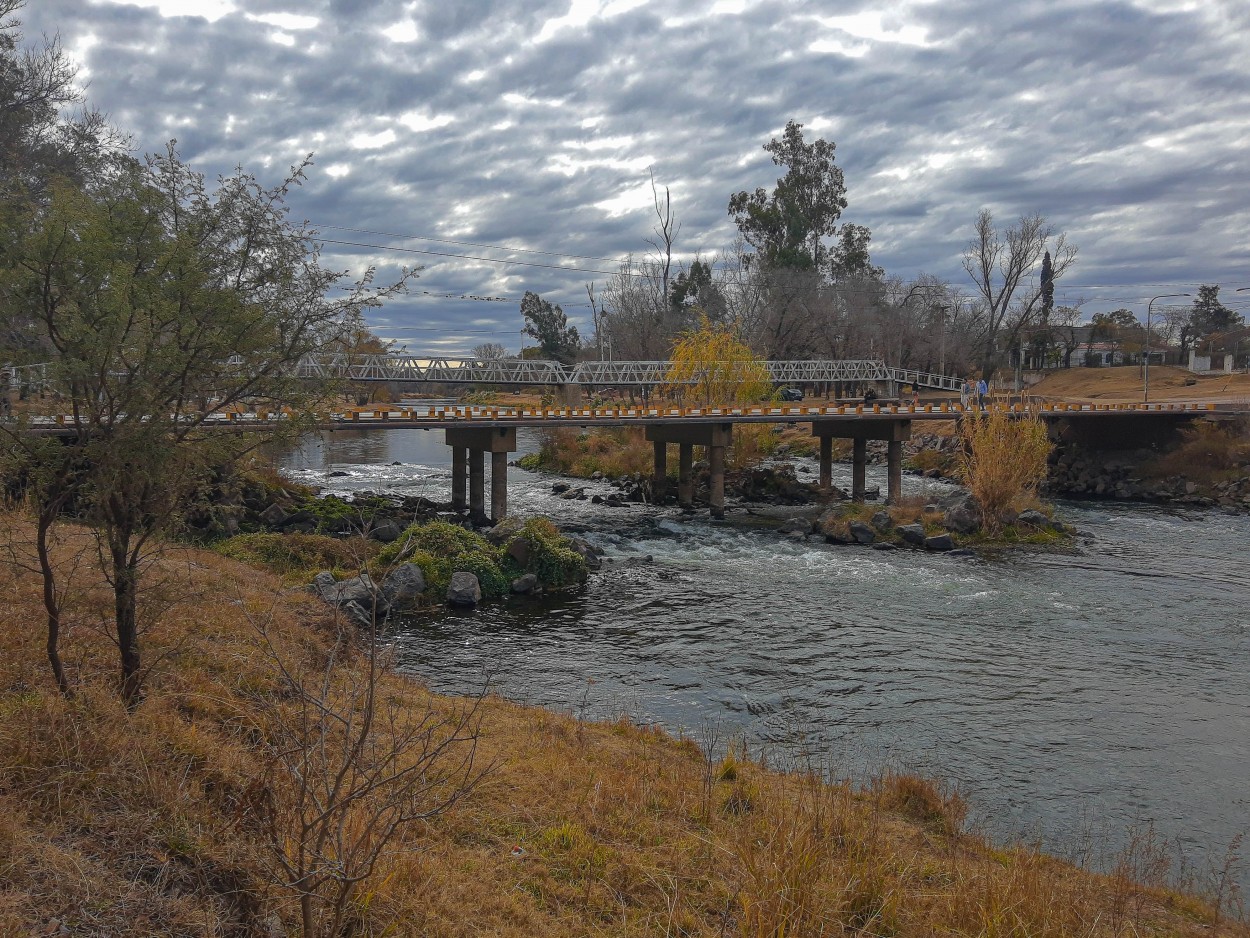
(23, 0, 1250, 350)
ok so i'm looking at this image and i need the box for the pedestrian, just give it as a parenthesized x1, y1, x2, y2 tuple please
(976, 377, 989, 410)
(960, 378, 971, 409)
(911, 386, 919, 407)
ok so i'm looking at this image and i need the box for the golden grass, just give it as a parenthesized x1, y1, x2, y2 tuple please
(0, 510, 1245, 936)
(960, 411, 1052, 533)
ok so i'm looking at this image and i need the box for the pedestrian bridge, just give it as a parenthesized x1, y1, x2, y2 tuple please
(294, 354, 965, 392)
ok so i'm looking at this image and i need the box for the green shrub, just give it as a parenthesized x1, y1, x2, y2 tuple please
(214, 532, 373, 582)
(503, 517, 587, 587)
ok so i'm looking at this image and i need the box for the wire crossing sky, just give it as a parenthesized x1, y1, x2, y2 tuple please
(28, 0, 1250, 353)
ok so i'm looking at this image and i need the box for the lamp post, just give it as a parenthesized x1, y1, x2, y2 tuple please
(935, 304, 952, 375)
(1236, 288, 1250, 372)
(1144, 293, 1190, 402)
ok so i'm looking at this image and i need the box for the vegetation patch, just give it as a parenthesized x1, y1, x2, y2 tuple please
(214, 532, 378, 583)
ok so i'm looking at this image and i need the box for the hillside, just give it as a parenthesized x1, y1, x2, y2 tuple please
(1029, 364, 1250, 403)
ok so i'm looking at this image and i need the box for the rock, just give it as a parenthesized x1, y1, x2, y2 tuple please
(328, 470, 350, 478)
(924, 533, 955, 552)
(872, 541, 897, 551)
(568, 536, 603, 571)
(1016, 509, 1049, 527)
(313, 572, 378, 608)
(923, 503, 940, 513)
(870, 510, 894, 533)
(897, 523, 927, 546)
(778, 517, 810, 535)
(848, 520, 876, 545)
(591, 494, 604, 504)
(340, 600, 376, 628)
(259, 502, 288, 526)
(824, 531, 853, 545)
(943, 502, 980, 535)
(946, 548, 977, 557)
(506, 536, 532, 567)
(511, 573, 540, 594)
(552, 481, 571, 494)
(863, 485, 881, 500)
(447, 572, 482, 607)
(371, 520, 402, 543)
(380, 563, 425, 609)
(591, 470, 604, 480)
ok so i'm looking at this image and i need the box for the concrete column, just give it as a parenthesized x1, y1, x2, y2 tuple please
(491, 450, 508, 522)
(451, 446, 467, 510)
(708, 443, 726, 519)
(852, 438, 867, 502)
(469, 449, 485, 522)
(678, 442, 693, 509)
(652, 440, 667, 502)
(886, 440, 903, 504)
(819, 435, 833, 489)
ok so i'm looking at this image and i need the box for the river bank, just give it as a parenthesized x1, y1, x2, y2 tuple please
(0, 512, 1245, 935)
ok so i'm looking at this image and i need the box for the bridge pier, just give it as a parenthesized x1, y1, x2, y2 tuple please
(812, 418, 912, 505)
(451, 446, 467, 510)
(678, 442, 693, 509)
(445, 427, 517, 524)
(646, 423, 732, 518)
(653, 440, 668, 502)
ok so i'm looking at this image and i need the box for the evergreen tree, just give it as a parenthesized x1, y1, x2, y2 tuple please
(520, 291, 580, 365)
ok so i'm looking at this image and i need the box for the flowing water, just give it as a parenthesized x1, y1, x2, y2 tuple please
(282, 424, 1250, 886)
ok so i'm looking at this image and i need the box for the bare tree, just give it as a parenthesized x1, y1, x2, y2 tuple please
(962, 210, 1076, 378)
(248, 604, 487, 938)
(646, 167, 679, 309)
(471, 342, 508, 361)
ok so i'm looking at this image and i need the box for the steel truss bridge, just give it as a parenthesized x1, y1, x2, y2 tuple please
(294, 355, 964, 392)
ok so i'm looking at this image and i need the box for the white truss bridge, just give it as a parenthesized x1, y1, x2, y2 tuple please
(294, 355, 964, 392)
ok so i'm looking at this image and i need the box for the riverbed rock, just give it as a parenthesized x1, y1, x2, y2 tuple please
(897, 523, 927, 546)
(870, 510, 894, 533)
(380, 563, 425, 609)
(872, 541, 897, 551)
(778, 517, 810, 535)
(568, 536, 603, 571)
(943, 501, 980, 535)
(511, 573, 539, 594)
(371, 520, 402, 543)
(259, 502, 288, 526)
(506, 536, 533, 567)
(1016, 509, 1049, 528)
(447, 572, 482, 607)
(848, 520, 876, 545)
(924, 533, 955, 552)
(314, 572, 378, 607)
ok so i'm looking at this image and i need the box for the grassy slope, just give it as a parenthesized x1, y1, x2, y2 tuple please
(1030, 364, 1250, 402)
(0, 514, 1244, 936)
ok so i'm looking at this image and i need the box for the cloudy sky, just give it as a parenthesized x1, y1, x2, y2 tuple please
(20, 0, 1250, 355)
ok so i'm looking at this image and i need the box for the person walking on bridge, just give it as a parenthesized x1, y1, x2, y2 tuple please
(960, 378, 971, 410)
(976, 377, 989, 410)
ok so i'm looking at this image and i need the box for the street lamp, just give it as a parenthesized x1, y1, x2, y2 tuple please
(935, 304, 952, 375)
(1144, 292, 1190, 402)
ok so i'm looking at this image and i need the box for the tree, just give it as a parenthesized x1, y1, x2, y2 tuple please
(663, 314, 773, 406)
(472, 341, 508, 361)
(1187, 285, 1242, 348)
(728, 120, 848, 271)
(828, 223, 882, 283)
(962, 210, 1076, 378)
(0, 147, 413, 704)
(520, 290, 580, 365)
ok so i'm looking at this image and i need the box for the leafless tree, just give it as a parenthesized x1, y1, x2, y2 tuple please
(646, 167, 679, 308)
(470, 342, 508, 361)
(247, 604, 487, 938)
(962, 210, 1077, 378)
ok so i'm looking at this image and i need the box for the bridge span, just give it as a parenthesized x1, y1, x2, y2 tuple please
(26, 399, 1221, 522)
(293, 354, 964, 393)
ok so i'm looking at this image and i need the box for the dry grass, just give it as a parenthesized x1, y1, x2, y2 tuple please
(1142, 419, 1250, 487)
(960, 411, 1053, 533)
(0, 510, 1245, 936)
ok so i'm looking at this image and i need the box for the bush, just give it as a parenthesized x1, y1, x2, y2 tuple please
(214, 532, 375, 582)
(958, 411, 1051, 533)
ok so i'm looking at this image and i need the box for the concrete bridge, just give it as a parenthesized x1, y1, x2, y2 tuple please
(26, 398, 1221, 522)
(203, 399, 1231, 522)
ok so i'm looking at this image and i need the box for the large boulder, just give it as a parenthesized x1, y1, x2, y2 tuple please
(506, 536, 533, 567)
(380, 563, 426, 610)
(940, 500, 980, 535)
(897, 523, 927, 546)
(447, 572, 482, 607)
(924, 533, 955, 552)
(567, 536, 603, 571)
(313, 572, 378, 608)
(848, 520, 876, 545)
(1016, 509, 1049, 528)
(870, 510, 894, 533)
(259, 502, 289, 526)
(371, 520, 402, 543)
(511, 573, 539, 594)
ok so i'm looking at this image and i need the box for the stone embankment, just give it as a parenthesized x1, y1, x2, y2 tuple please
(1045, 444, 1250, 509)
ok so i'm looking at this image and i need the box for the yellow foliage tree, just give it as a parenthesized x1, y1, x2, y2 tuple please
(663, 314, 773, 407)
(958, 411, 1053, 533)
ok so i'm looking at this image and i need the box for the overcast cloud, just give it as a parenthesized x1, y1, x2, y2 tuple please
(20, 0, 1250, 354)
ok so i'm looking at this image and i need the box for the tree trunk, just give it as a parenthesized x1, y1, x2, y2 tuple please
(111, 547, 142, 708)
(36, 506, 71, 697)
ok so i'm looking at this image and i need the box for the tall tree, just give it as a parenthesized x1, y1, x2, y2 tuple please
(1, 147, 413, 703)
(962, 210, 1076, 378)
(728, 120, 847, 271)
(520, 291, 579, 365)
(1187, 284, 1241, 345)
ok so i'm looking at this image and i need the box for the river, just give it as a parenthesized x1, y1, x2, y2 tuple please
(281, 424, 1250, 889)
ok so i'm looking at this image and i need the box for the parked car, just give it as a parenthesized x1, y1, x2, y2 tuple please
(779, 387, 804, 402)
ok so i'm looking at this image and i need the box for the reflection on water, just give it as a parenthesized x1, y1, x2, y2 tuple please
(281, 431, 1250, 882)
